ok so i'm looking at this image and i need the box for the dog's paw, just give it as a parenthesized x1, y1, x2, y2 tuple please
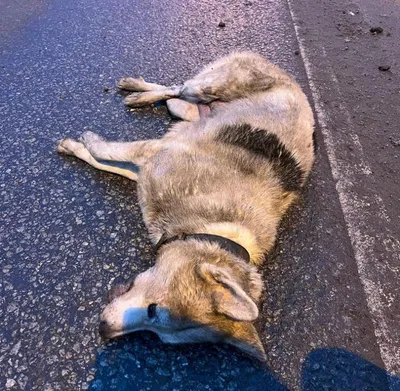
(124, 92, 148, 107)
(118, 77, 146, 91)
(56, 138, 84, 156)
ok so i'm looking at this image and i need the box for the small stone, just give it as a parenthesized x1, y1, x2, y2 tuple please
(146, 356, 158, 367)
(178, 356, 188, 366)
(73, 343, 81, 353)
(156, 367, 171, 376)
(17, 375, 28, 389)
(10, 341, 21, 355)
(82, 335, 91, 347)
(390, 138, 400, 147)
(370, 26, 383, 34)
(218, 21, 226, 28)
(311, 363, 321, 371)
(378, 65, 391, 71)
(294, 50, 300, 55)
(172, 373, 182, 382)
(91, 379, 103, 390)
(6, 379, 16, 389)
(103, 87, 110, 93)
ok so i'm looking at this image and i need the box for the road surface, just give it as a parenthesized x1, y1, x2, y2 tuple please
(1, 0, 399, 390)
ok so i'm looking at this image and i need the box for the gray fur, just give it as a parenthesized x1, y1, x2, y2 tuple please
(57, 51, 315, 361)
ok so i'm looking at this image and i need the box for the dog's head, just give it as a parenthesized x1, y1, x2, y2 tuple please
(99, 239, 265, 361)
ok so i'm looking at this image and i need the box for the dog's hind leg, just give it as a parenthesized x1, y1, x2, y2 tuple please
(166, 99, 201, 121)
(57, 138, 139, 180)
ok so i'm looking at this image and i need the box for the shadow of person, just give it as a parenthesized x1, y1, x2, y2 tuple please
(88, 337, 400, 391)
(87, 331, 287, 391)
(302, 348, 400, 391)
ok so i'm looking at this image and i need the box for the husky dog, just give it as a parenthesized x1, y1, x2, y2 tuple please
(57, 52, 314, 361)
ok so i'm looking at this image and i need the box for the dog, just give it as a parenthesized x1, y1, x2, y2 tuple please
(57, 51, 315, 361)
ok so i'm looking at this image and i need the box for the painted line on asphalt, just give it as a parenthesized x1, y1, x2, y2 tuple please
(286, 0, 399, 377)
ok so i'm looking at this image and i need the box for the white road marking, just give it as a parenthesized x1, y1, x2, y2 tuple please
(287, 0, 400, 377)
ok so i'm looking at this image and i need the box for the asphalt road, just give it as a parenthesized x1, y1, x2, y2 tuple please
(1, 0, 399, 390)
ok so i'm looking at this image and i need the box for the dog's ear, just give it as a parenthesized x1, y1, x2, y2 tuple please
(197, 263, 259, 321)
(225, 322, 266, 362)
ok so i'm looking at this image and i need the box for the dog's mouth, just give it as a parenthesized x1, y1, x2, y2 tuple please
(98, 322, 166, 340)
(99, 324, 141, 340)
(99, 323, 204, 342)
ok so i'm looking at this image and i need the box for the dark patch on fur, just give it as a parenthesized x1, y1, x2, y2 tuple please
(312, 130, 317, 153)
(216, 123, 304, 191)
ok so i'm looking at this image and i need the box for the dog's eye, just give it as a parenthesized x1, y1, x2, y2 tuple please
(147, 303, 157, 318)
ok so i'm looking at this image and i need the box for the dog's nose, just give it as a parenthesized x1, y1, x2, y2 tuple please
(99, 320, 109, 338)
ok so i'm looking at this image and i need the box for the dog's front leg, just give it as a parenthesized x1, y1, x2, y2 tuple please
(123, 87, 180, 108)
(56, 139, 139, 180)
(57, 132, 164, 180)
(78, 131, 163, 166)
(118, 77, 167, 92)
(118, 76, 181, 107)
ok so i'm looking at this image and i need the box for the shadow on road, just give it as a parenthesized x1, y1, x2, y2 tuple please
(87, 336, 399, 390)
(87, 331, 287, 390)
(302, 348, 400, 391)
